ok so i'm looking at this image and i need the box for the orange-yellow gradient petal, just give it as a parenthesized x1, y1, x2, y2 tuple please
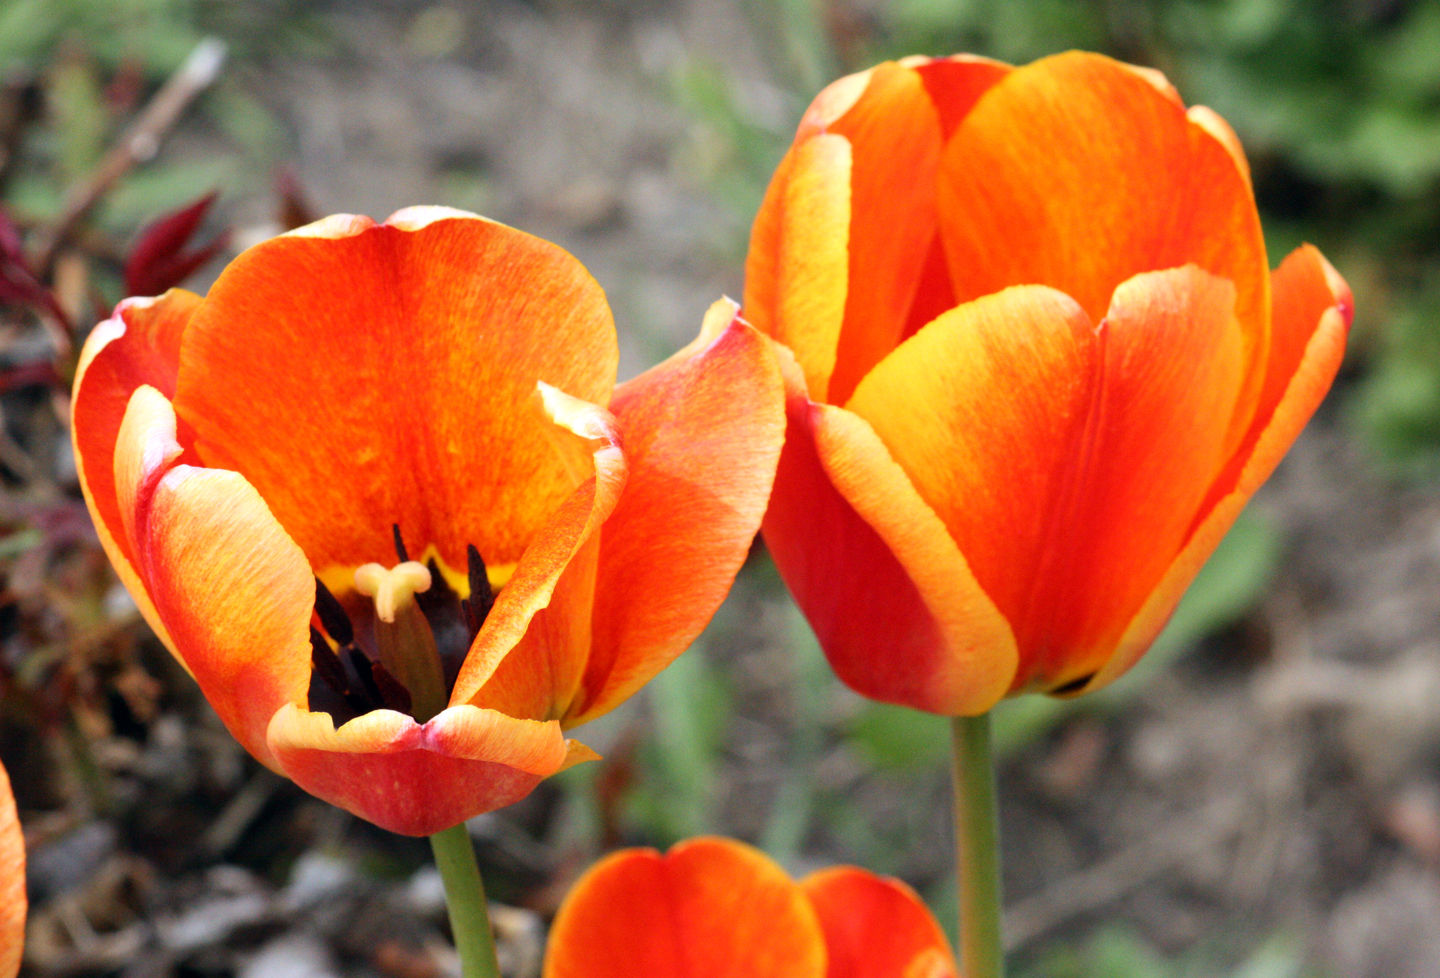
(115, 387, 313, 769)
(938, 52, 1266, 345)
(1088, 247, 1350, 693)
(72, 290, 201, 652)
(749, 48, 1348, 714)
(568, 300, 785, 725)
(850, 270, 1248, 693)
(266, 704, 585, 836)
(451, 386, 626, 716)
(72, 290, 198, 565)
(824, 62, 943, 404)
(763, 347, 1014, 715)
(0, 761, 24, 978)
(172, 210, 618, 577)
(801, 867, 955, 978)
(75, 206, 788, 835)
(543, 837, 827, 978)
(744, 133, 851, 402)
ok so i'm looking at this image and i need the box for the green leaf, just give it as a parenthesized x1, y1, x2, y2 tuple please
(635, 646, 732, 842)
(848, 701, 950, 772)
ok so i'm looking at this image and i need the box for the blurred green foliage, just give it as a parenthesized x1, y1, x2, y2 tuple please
(0, 0, 330, 306)
(0, 0, 331, 73)
(1022, 926, 1311, 978)
(633, 639, 734, 841)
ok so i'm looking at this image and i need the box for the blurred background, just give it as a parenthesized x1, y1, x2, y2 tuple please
(1, 0, 1439, 975)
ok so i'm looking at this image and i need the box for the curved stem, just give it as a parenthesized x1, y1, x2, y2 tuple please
(429, 823, 501, 978)
(950, 712, 1004, 978)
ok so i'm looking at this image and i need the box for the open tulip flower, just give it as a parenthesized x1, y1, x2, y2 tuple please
(544, 836, 955, 978)
(748, 51, 1352, 715)
(72, 207, 785, 836)
(0, 761, 22, 978)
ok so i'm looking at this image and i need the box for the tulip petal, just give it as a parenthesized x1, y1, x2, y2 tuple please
(543, 837, 827, 978)
(172, 209, 618, 578)
(1088, 247, 1349, 693)
(116, 387, 313, 769)
(0, 762, 23, 978)
(825, 62, 944, 404)
(1187, 104, 1250, 187)
(266, 702, 587, 836)
(72, 291, 201, 650)
(450, 386, 627, 714)
(937, 51, 1267, 424)
(462, 531, 601, 722)
(1211, 245, 1354, 506)
(800, 867, 955, 978)
(565, 300, 785, 726)
(910, 54, 1012, 139)
(848, 271, 1246, 692)
(796, 69, 874, 139)
(744, 133, 851, 402)
(765, 345, 1015, 715)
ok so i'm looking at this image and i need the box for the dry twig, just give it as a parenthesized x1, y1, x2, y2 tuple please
(33, 38, 227, 278)
(1002, 794, 1246, 950)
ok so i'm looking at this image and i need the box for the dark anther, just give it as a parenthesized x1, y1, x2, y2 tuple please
(1050, 673, 1096, 696)
(462, 543, 495, 638)
(416, 557, 469, 690)
(347, 646, 385, 707)
(307, 670, 359, 727)
(310, 626, 351, 695)
(370, 661, 413, 714)
(309, 626, 376, 722)
(392, 523, 410, 563)
(314, 578, 354, 646)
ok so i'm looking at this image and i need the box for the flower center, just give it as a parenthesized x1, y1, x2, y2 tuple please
(307, 526, 496, 725)
(353, 561, 432, 624)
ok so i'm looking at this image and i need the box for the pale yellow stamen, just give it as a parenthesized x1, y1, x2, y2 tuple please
(353, 561, 432, 623)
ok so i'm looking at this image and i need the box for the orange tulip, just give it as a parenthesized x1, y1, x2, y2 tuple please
(543, 836, 955, 978)
(747, 52, 1352, 714)
(0, 761, 22, 978)
(72, 208, 785, 836)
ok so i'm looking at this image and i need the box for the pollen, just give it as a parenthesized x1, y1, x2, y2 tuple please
(353, 561, 433, 623)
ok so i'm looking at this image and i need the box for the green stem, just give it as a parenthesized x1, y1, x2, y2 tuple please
(429, 823, 501, 978)
(950, 712, 1004, 978)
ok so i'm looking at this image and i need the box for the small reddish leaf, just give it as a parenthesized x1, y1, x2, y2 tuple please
(124, 191, 229, 296)
(0, 206, 70, 330)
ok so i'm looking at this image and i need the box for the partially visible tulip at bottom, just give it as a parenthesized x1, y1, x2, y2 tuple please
(71, 207, 786, 836)
(0, 761, 23, 978)
(543, 836, 956, 978)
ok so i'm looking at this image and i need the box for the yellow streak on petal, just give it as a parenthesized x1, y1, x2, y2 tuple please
(1188, 104, 1251, 188)
(803, 68, 873, 133)
(281, 213, 376, 239)
(384, 205, 486, 230)
(776, 133, 852, 402)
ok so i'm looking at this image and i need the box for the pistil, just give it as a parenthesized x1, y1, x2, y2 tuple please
(354, 561, 450, 722)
